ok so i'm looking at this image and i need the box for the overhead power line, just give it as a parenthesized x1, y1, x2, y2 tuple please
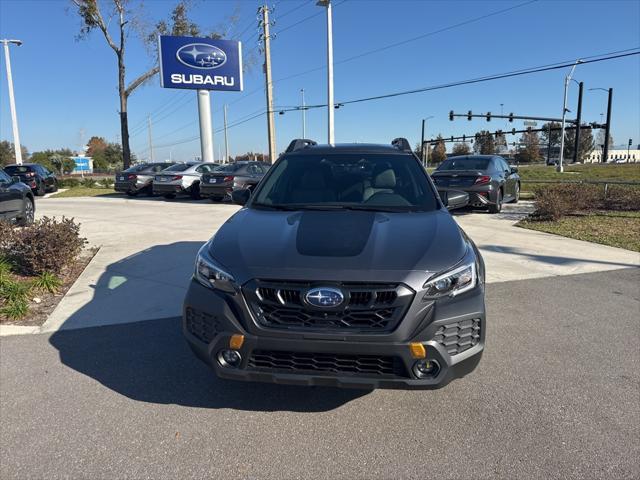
(274, 48, 640, 112)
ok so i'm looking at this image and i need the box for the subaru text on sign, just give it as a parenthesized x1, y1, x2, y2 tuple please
(158, 36, 243, 91)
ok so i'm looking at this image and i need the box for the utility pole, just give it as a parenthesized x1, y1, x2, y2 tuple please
(301, 89, 306, 138)
(572, 81, 583, 164)
(259, 5, 276, 163)
(147, 115, 154, 162)
(317, 0, 335, 144)
(421, 119, 426, 164)
(546, 123, 552, 165)
(558, 60, 580, 172)
(1, 39, 23, 165)
(223, 104, 229, 163)
(603, 88, 613, 163)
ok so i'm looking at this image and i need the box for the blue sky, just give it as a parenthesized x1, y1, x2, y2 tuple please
(1, 0, 639, 161)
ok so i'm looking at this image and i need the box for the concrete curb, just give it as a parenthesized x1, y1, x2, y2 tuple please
(0, 325, 42, 336)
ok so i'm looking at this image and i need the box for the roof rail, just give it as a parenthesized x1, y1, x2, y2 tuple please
(391, 137, 412, 152)
(285, 139, 317, 153)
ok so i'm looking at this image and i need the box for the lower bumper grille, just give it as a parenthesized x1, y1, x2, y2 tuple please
(248, 350, 408, 377)
(185, 307, 220, 343)
(433, 318, 481, 355)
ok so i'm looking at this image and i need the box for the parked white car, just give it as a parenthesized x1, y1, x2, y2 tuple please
(152, 162, 219, 199)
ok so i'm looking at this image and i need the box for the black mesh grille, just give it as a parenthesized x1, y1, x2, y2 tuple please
(245, 281, 414, 333)
(433, 318, 481, 355)
(185, 307, 220, 344)
(248, 350, 408, 377)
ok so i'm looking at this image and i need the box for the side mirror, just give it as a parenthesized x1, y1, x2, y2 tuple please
(11, 176, 21, 184)
(439, 189, 469, 210)
(510, 166, 518, 174)
(231, 188, 251, 206)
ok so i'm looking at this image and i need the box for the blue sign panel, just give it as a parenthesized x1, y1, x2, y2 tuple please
(158, 36, 243, 91)
(72, 157, 91, 173)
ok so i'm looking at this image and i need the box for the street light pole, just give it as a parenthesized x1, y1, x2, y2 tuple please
(1, 39, 23, 165)
(301, 89, 306, 138)
(558, 59, 581, 172)
(317, 0, 335, 145)
(420, 115, 434, 166)
(223, 104, 229, 163)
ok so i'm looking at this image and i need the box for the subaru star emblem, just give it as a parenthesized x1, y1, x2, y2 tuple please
(305, 288, 344, 308)
(176, 43, 227, 70)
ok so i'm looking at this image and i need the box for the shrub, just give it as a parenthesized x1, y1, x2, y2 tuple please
(0, 217, 87, 275)
(101, 177, 114, 188)
(59, 178, 80, 188)
(533, 183, 640, 220)
(81, 177, 97, 188)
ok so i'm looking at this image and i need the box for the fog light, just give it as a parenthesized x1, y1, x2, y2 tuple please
(413, 359, 440, 378)
(217, 349, 242, 368)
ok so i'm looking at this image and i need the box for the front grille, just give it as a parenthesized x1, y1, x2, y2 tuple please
(185, 307, 220, 343)
(248, 350, 408, 377)
(244, 280, 414, 333)
(433, 318, 481, 355)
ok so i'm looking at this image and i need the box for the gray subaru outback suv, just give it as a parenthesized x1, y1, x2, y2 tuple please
(183, 138, 485, 389)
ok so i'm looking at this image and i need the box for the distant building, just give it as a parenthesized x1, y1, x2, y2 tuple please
(585, 147, 639, 163)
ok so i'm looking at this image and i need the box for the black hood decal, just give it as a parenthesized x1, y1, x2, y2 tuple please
(296, 211, 375, 257)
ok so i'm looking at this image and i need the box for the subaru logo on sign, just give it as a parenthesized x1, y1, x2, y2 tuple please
(305, 288, 344, 308)
(176, 43, 227, 69)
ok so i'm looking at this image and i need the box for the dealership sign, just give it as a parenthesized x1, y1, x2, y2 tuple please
(158, 36, 243, 91)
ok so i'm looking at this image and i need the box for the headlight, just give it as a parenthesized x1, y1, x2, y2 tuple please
(423, 262, 477, 299)
(194, 248, 237, 293)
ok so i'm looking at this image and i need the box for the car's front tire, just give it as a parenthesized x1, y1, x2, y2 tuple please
(126, 190, 138, 197)
(51, 180, 58, 193)
(190, 182, 201, 200)
(17, 197, 35, 226)
(488, 189, 502, 214)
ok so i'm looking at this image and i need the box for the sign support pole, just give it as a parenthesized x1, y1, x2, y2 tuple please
(197, 89, 214, 162)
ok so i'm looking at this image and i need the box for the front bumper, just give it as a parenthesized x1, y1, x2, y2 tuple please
(115, 180, 149, 193)
(182, 278, 485, 390)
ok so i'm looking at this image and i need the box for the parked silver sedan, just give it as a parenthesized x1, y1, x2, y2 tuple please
(152, 162, 219, 199)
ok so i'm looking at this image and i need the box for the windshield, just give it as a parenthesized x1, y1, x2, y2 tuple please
(437, 157, 491, 171)
(251, 153, 439, 212)
(4, 165, 34, 174)
(123, 164, 150, 173)
(214, 163, 244, 173)
(163, 163, 194, 172)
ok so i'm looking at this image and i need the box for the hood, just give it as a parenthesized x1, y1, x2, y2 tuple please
(207, 208, 468, 287)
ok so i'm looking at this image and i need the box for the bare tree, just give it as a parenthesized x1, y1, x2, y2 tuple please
(71, 0, 220, 168)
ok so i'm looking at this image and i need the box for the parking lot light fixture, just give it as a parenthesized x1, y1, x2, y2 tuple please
(1, 39, 23, 165)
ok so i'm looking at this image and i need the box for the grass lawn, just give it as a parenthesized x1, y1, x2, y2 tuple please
(51, 187, 117, 198)
(517, 211, 640, 252)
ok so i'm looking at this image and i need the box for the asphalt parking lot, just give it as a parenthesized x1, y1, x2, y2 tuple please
(1, 196, 639, 479)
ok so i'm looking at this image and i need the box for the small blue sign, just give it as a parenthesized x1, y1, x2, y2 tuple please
(158, 36, 243, 91)
(72, 157, 91, 172)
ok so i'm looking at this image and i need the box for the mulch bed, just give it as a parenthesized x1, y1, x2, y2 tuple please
(0, 248, 99, 326)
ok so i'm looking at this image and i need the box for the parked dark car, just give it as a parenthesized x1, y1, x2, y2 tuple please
(3, 163, 58, 196)
(430, 155, 520, 213)
(200, 161, 271, 201)
(114, 162, 176, 196)
(183, 138, 485, 390)
(152, 162, 218, 199)
(0, 170, 35, 225)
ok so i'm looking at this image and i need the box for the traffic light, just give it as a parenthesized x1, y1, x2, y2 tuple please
(467, 110, 472, 121)
(449, 110, 454, 121)
(629, 139, 633, 146)
(450, 136, 454, 142)
(511, 128, 516, 135)
(462, 134, 466, 142)
(508, 112, 514, 122)
(486, 111, 491, 122)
